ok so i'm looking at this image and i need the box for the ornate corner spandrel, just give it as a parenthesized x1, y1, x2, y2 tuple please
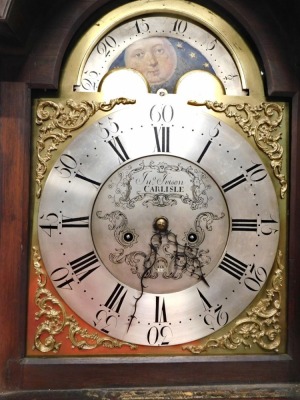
(32, 247, 137, 353)
(35, 97, 136, 198)
(31, 247, 284, 355)
(183, 250, 284, 354)
(188, 100, 287, 199)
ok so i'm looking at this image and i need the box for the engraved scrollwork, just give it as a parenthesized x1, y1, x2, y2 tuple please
(32, 247, 137, 353)
(35, 97, 136, 198)
(188, 100, 287, 199)
(96, 210, 139, 248)
(183, 250, 284, 354)
(107, 160, 211, 210)
(184, 211, 225, 248)
(106, 211, 223, 282)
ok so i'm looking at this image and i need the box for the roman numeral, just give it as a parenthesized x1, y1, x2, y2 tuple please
(219, 253, 248, 280)
(107, 137, 129, 162)
(197, 140, 212, 164)
(69, 250, 100, 282)
(231, 218, 258, 232)
(39, 214, 89, 235)
(222, 163, 267, 193)
(155, 296, 167, 323)
(75, 172, 101, 188)
(231, 217, 278, 234)
(154, 126, 170, 152)
(197, 289, 212, 311)
(222, 173, 247, 192)
(62, 215, 89, 228)
(104, 283, 127, 313)
(197, 122, 221, 163)
(50, 252, 100, 290)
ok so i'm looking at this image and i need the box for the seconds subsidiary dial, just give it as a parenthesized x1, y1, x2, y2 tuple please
(38, 95, 279, 346)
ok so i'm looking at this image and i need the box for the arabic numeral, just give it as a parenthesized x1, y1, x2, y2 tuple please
(260, 217, 279, 235)
(81, 70, 100, 91)
(224, 74, 238, 81)
(97, 117, 120, 139)
(135, 19, 150, 34)
(247, 163, 267, 182)
(39, 213, 59, 236)
(55, 154, 77, 178)
(172, 19, 188, 33)
(150, 104, 174, 123)
(197, 122, 221, 163)
(93, 309, 117, 334)
(147, 325, 172, 346)
(204, 305, 229, 331)
(96, 36, 117, 57)
(222, 163, 267, 193)
(244, 264, 267, 291)
(50, 267, 74, 290)
(206, 39, 217, 51)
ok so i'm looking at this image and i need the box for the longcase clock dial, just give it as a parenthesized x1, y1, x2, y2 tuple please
(38, 95, 279, 346)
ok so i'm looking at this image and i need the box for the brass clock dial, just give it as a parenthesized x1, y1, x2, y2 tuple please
(75, 13, 246, 95)
(38, 95, 279, 346)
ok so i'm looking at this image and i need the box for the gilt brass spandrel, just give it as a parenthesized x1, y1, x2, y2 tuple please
(29, 246, 285, 355)
(30, 246, 137, 354)
(34, 96, 289, 202)
(188, 100, 288, 199)
(183, 250, 285, 355)
(33, 96, 136, 198)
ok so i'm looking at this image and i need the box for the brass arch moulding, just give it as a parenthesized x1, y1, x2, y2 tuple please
(61, 0, 262, 96)
(35, 98, 287, 199)
(31, 246, 284, 354)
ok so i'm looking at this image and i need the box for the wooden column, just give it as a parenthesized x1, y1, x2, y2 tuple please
(0, 82, 31, 390)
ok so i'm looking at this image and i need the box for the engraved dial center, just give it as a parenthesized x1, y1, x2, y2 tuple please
(91, 154, 230, 294)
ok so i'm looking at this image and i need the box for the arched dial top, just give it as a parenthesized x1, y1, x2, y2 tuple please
(75, 14, 246, 95)
(38, 94, 279, 346)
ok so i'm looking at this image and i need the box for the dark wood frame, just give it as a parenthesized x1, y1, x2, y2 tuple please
(1, 0, 299, 398)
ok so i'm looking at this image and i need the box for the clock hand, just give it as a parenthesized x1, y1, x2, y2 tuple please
(128, 217, 166, 331)
(163, 231, 210, 286)
(127, 216, 210, 331)
(127, 237, 158, 332)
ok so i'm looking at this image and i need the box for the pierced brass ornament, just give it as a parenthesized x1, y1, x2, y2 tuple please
(32, 245, 284, 354)
(35, 97, 136, 198)
(183, 250, 284, 354)
(32, 247, 137, 353)
(189, 100, 287, 198)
